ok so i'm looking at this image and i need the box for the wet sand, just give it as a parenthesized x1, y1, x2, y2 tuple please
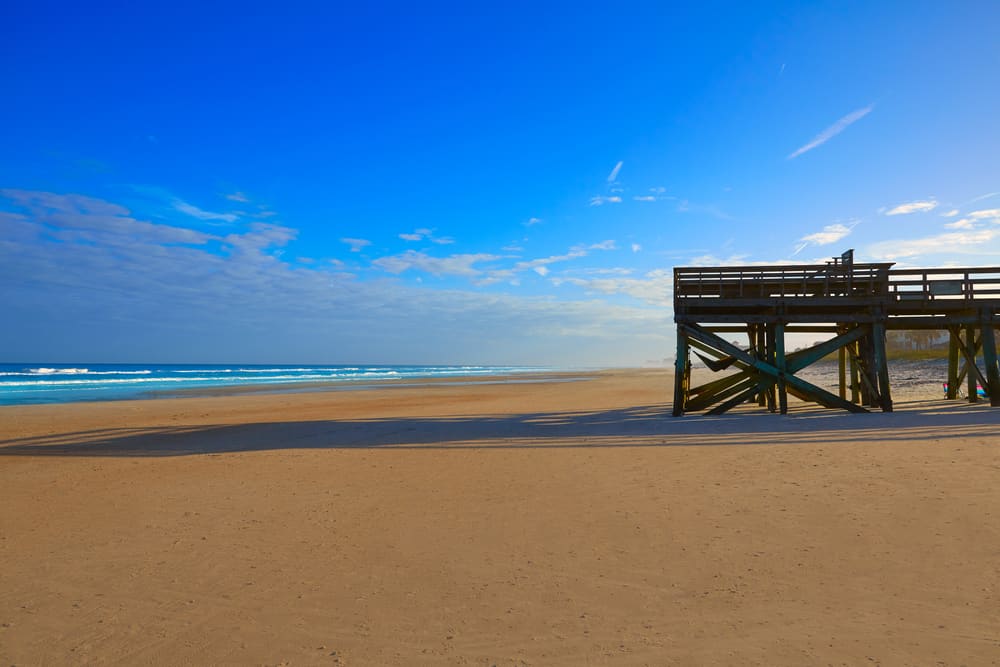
(1, 369, 998, 665)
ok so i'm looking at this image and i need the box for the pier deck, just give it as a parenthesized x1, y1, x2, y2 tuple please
(672, 252, 1000, 415)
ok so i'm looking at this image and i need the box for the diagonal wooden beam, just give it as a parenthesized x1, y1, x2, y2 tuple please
(689, 368, 752, 398)
(680, 323, 869, 413)
(955, 329, 989, 390)
(707, 383, 767, 416)
(688, 374, 759, 412)
(785, 326, 868, 374)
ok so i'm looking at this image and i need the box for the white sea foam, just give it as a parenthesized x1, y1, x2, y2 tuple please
(30, 367, 89, 375)
(0, 369, 153, 376)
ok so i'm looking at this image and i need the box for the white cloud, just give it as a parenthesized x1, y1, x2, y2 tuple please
(688, 254, 750, 266)
(0, 189, 674, 366)
(478, 241, 615, 285)
(631, 243, 641, 253)
(525, 217, 543, 226)
(676, 200, 731, 220)
(885, 200, 938, 216)
(944, 218, 974, 230)
(607, 161, 623, 183)
(941, 209, 960, 217)
(788, 104, 874, 159)
(225, 192, 250, 203)
(868, 229, 1000, 260)
(553, 269, 674, 307)
(399, 228, 455, 244)
(373, 250, 498, 277)
(589, 195, 622, 206)
(798, 221, 857, 248)
(533, 266, 549, 277)
(968, 192, 1000, 204)
(173, 198, 239, 223)
(968, 208, 1000, 220)
(341, 237, 371, 252)
(633, 196, 656, 202)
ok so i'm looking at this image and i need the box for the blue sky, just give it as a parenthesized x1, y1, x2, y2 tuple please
(2, 1, 999, 365)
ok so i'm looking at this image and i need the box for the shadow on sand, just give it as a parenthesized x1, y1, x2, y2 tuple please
(2, 399, 999, 458)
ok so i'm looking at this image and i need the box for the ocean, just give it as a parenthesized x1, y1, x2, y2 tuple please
(0, 359, 966, 407)
(0, 363, 551, 406)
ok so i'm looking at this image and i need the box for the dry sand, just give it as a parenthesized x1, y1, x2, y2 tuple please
(1, 369, 999, 665)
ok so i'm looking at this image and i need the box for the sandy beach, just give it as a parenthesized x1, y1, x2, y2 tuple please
(1, 369, 999, 665)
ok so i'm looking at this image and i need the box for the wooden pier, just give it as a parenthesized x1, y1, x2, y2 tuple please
(672, 251, 1000, 415)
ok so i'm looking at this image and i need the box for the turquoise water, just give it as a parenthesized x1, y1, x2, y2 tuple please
(0, 363, 549, 406)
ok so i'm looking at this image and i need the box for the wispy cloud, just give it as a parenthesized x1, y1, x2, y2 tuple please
(173, 198, 238, 223)
(688, 254, 750, 267)
(631, 243, 642, 253)
(0, 189, 674, 365)
(969, 208, 1000, 220)
(477, 241, 617, 285)
(968, 191, 1000, 204)
(788, 104, 874, 160)
(553, 269, 673, 307)
(398, 227, 454, 244)
(868, 229, 1000, 260)
(793, 220, 859, 255)
(677, 200, 731, 220)
(941, 209, 960, 217)
(225, 191, 250, 203)
(634, 187, 672, 203)
(524, 217, 543, 226)
(944, 218, 974, 230)
(590, 195, 622, 207)
(373, 250, 498, 277)
(607, 161, 623, 183)
(885, 200, 938, 216)
(341, 237, 371, 252)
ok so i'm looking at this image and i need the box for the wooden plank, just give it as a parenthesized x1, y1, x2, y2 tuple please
(688, 369, 751, 400)
(929, 280, 964, 296)
(689, 375, 759, 413)
(785, 326, 867, 373)
(707, 384, 765, 416)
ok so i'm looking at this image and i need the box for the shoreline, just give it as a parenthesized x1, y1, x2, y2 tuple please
(0, 365, 624, 409)
(139, 370, 601, 401)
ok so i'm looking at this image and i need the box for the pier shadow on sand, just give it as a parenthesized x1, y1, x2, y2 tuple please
(1, 399, 999, 458)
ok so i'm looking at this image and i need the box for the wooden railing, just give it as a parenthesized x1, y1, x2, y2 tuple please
(674, 263, 893, 301)
(888, 268, 1000, 302)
